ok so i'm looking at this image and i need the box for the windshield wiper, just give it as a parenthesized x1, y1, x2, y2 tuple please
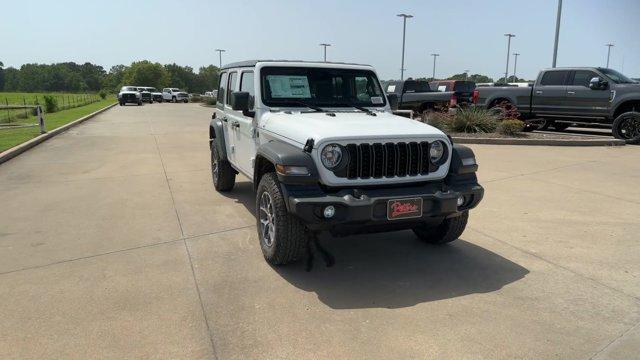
(275, 100, 325, 112)
(334, 103, 377, 116)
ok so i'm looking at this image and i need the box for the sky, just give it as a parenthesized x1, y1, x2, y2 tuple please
(2, 0, 639, 81)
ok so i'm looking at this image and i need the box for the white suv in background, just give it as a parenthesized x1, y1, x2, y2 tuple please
(162, 88, 189, 103)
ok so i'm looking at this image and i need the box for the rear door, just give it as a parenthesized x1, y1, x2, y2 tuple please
(563, 70, 610, 120)
(532, 70, 570, 116)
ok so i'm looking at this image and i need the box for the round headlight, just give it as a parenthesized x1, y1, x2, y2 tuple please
(429, 140, 446, 164)
(321, 144, 343, 169)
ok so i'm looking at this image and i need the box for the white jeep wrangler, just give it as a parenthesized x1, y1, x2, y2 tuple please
(209, 60, 484, 266)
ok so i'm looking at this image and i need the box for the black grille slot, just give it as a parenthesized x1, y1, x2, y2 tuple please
(338, 141, 436, 179)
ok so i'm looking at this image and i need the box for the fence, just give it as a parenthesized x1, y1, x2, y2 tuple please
(0, 105, 46, 134)
(0, 94, 101, 124)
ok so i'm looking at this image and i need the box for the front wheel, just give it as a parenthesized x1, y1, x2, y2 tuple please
(552, 122, 571, 131)
(172, 96, 177, 103)
(184, 99, 189, 103)
(256, 173, 308, 265)
(612, 112, 640, 144)
(413, 211, 469, 245)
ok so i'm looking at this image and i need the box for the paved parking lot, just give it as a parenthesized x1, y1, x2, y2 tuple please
(1, 103, 639, 359)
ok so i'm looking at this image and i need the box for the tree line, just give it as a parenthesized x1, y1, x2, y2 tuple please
(0, 60, 220, 94)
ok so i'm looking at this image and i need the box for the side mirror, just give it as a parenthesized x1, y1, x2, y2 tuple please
(589, 77, 607, 90)
(387, 93, 399, 111)
(231, 91, 255, 117)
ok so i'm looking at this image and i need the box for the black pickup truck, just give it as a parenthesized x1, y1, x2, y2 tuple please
(477, 67, 640, 143)
(384, 79, 477, 117)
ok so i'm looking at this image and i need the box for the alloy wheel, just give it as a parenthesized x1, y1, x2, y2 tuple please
(258, 192, 276, 247)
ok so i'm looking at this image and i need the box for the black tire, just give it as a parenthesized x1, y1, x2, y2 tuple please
(119, 101, 123, 106)
(184, 99, 189, 103)
(552, 122, 571, 131)
(172, 96, 177, 103)
(535, 118, 551, 131)
(256, 173, 308, 265)
(413, 211, 469, 244)
(210, 144, 236, 191)
(137, 101, 142, 106)
(612, 111, 640, 144)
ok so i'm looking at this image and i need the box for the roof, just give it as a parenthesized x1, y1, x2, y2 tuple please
(540, 67, 604, 71)
(221, 59, 371, 70)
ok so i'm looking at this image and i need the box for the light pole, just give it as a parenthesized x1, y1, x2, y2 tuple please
(214, 49, 226, 68)
(430, 53, 440, 79)
(503, 34, 515, 84)
(319, 43, 331, 62)
(605, 43, 614, 68)
(552, 0, 562, 67)
(464, 69, 470, 80)
(397, 14, 413, 80)
(512, 53, 520, 82)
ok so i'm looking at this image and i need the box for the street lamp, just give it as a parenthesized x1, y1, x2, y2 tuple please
(319, 43, 331, 62)
(215, 49, 226, 68)
(464, 69, 470, 80)
(512, 53, 520, 82)
(397, 13, 413, 80)
(430, 53, 440, 79)
(605, 43, 614, 68)
(552, 0, 562, 67)
(503, 34, 515, 84)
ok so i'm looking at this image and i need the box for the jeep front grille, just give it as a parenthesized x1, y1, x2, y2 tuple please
(338, 141, 437, 179)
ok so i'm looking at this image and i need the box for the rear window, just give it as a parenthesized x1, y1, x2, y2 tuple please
(540, 71, 568, 86)
(403, 81, 432, 93)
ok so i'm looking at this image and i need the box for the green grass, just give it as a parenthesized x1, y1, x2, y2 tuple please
(0, 98, 115, 152)
(0, 92, 104, 106)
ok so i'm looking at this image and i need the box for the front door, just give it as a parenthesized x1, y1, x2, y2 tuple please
(532, 70, 569, 116)
(563, 70, 610, 120)
(226, 70, 257, 176)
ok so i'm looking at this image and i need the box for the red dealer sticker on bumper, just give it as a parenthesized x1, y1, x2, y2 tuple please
(387, 198, 423, 220)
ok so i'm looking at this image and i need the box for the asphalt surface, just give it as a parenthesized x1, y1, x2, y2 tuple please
(1, 103, 639, 359)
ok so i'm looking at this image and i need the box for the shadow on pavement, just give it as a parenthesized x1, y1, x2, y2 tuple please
(220, 180, 529, 310)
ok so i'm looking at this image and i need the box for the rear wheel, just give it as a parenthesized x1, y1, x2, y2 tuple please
(552, 122, 571, 131)
(256, 173, 308, 265)
(413, 211, 469, 245)
(210, 144, 236, 191)
(137, 101, 142, 106)
(612, 111, 640, 144)
(172, 96, 177, 103)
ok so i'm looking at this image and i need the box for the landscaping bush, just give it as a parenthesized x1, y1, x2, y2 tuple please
(204, 97, 217, 106)
(43, 95, 59, 113)
(190, 95, 202, 102)
(497, 119, 525, 136)
(99, 90, 107, 99)
(423, 111, 451, 132)
(449, 107, 499, 133)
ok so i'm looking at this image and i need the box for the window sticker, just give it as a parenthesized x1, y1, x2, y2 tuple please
(267, 75, 311, 98)
(437, 85, 447, 92)
(370, 96, 383, 104)
(387, 85, 396, 92)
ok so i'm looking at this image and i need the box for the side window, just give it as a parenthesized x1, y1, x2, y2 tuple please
(572, 71, 598, 87)
(540, 71, 568, 86)
(240, 72, 255, 110)
(217, 72, 227, 109)
(226, 72, 237, 106)
(403, 81, 417, 93)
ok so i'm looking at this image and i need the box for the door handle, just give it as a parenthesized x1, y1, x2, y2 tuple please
(567, 91, 576, 95)
(535, 90, 543, 95)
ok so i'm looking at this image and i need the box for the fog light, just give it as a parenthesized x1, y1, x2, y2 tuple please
(457, 195, 465, 207)
(323, 206, 336, 218)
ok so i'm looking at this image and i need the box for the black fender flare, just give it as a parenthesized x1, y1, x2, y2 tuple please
(254, 141, 320, 188)
(209, 119, 227, 160)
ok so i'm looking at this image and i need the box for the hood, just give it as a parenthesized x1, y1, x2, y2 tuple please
(262, 110, 447, 145)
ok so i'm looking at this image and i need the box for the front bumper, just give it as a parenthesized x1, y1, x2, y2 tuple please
(284, 180, 483, 234)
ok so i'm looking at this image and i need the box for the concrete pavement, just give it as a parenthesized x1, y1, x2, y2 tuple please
(0, 103, 639, 359)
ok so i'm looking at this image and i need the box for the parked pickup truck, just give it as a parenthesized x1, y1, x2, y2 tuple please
(162, 88, 189, 103)
(384, 79, 477, 118)
(209, 60, 483, 266)
(477, 67, 640, 143)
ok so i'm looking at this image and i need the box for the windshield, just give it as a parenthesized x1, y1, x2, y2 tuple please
(260, 67, 386, 108)
(122, 86, 137, 91)
(599, 68, 635, 84)
(146, 88, 157, 92)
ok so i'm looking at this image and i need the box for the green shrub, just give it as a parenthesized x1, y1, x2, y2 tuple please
(43, 95, 59, 113)
(204, 97, 217, 106)
(190, 95, 202, 102)
(99, 90, 107, 99)
(497, 119, 525, 136)
(423, 111, 451, 132)
(449, 107, 499, 133)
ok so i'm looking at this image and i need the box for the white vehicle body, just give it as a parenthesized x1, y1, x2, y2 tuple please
(213, 61, 451, 187)
(162, 88, 189, 102)
(117, 85, 141, 105)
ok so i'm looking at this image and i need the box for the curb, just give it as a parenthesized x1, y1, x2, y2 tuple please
(0, 102, 117, 165)
(452, 136, 625, 146)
